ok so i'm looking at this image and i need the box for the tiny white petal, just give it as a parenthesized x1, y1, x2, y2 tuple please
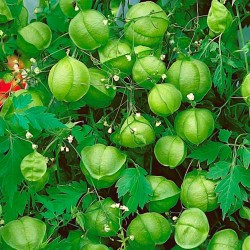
(32, 144, 38, 150)
(155, 121, 161, 127)
(103, 19, 108, 25)
(75, 5, 79, 11)
(125, 54, 132, 61)
(108, 127, 112, 134)
(65, 147, 69, 152)
(34, 67, 40, 74)
(135, 113, 141, 117)
(129, 235, 135, 241)
(30, 58, 36, 63)
(161, 74, 167, 80)
(172, 216, 178, 221)
(0, 30, 3, 37)
(160, 54, 166, 60)
(113, 75, 119, 82)
(26, 131, 33, 139)
(61, 146, 65, 152)
(187, 93, 195, 101)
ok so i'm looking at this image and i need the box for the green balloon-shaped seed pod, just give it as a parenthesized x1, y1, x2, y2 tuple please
(166, 58, 212, 102)
(132, 55, 166, 89)
(134, 45, 153, 58)
(175, 208, 210, 249)
(241, 73, 250, 106)
(148, 84, 182, 116)
(207, 0, 233, 34)
(239, 206, 250, 220)
(81, 243, 109, 250)
(98, 39, 135, 75)
(69, 10, 109, 50)
(243, 236, 250, 250)
(59, 0, 92, 18)
(124, 1, 169, 47)
(180, 169, 218, 212)
(174, 108, 214, 145)
(80, 144, 126, 189)
(207, 229, 240, 250)
(83, 197, 121, 237)
(154, 135, 187, 168)
(83, 68, 116, 108)
(48, 56, 90, 102)
(1, 216, 46, 250)
(0, 0, 13, 23)
(119, 114, 155, 148)
(127, 212, 172, 249)
(17, 22, 52, 56)
(146, 175, 180, 213)
(20, 151, 47, 182)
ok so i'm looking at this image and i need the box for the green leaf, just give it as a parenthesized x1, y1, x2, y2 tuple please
(207, 161, 231, 180)
(12, 94, 32, 110)
(116, 167, 153, 216)
(216, 169, 242, 219)
(0, 117, 6, 136)
(237, 147, 250, 168)
(234, 165, 250, 188)
(218, 129, 232, 143)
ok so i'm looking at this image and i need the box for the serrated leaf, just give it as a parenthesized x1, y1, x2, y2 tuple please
(207, 161, 231, 180)
(12, 94, 32, 110)
(116, 167, 153, 216)
(238, 147, 250, 168)
(218, 129, 232, 143)
(234, 165, 250, 188)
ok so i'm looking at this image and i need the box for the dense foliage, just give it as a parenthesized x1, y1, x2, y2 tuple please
(0, 0, 249, 249)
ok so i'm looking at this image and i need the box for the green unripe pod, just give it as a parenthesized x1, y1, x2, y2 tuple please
(175, 208, 210, 249)
(242, 236, 250, 250)
(83, 68, 116, 108)
(146, 175, 180, 213)
(241, 73, 250, 106)
(148, 84, 182, 116)
(124, 1, 169, 47)
(207, 229, 240, 250)
(1, 216, 46, 250)
(132, 55, 166, 89)
(98, 39, 135, 75)
(119, 114, 155, 148)
(81, 243, 109, 250)
(207, 0, 233, 34)
(154, 135, 187, 168)
(17, 22, 52, 56)
(83, 197, 121, 237)
(174, 108, 214, 145)
(127, 212, 172, 249)
(180, 169, 218, 212)
(69, 10, 109, 50)
(48, 56, 90, 102)
(0, 0, 13, 23)
(134, 45, 153, 58)
(166, 58, 212, 102)
(80, 144, 126, 189)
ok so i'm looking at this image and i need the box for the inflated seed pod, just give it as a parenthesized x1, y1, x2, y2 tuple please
(175, 208, 210, 249)
(146, 175, 180, 213)
(132, 55, 166, 89)
(83, 68, 116, 108)
(98, 39, 135, 75)
(0, 0, 13, 23)
(148, 84, 182, 116)
(207, 0, 233, 34)
(1, 216, 46, 250)
(207, 229, 240, 250)
(119, 114, 155, 148)
(81, 243, 109, 250)
(180, 169, 218, 212)
(154, 135, 187, 168)
(134, 45, 153, 58)
(166, 57, 212, 102)
(48, 56, 90, 102)
(69, 9, 109, 50)
(242, 236, 250, 250)
(83, 198, 121, 237)
(241, 73, 250, 106)
(80, 144, 126, 189)
(174, 108, 214, 145)
(17, 22, 52, 56)
(20, 151, 47, 182)
(127, 212, 172, 249)
(124, 1, 169, 47)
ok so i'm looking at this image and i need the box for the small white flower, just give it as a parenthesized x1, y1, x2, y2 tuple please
(129, 235, 135, 241)
(13, 63, 19, 71)
(100, 78, 106, 82)
(34, 67, 40, 74)
(104, 224, 110, 232)
(26, 131, 33, 139)
(125, 54, 132, 61)
(187, 93, 195, 101)
(169, 39, 175, 45)
(108, 127, 112, 134)
(172, 216, 178, 221)
(0, 219, 5, 225)
(103, 19, 108, 26)
(32, 144, 38, 150)
(161, 74, 167, 80)
(65, 147, 69, 152)
(155, 121, 162, 127)
(21, 70, 28, 79)
(135, 112, 141, 117)
(75, 5, 79, 11)
(67, 135, 74, 144)
(50, 158, 55, 162)
(61, 146, 65, 152)
(30, 58, 36, 63)
(113, 75, 119, 82)
(160, 54, 166, 60)
(110, 203, 120, 208)
(0, 30, 3, 37)
(112, 86, 117, 90)
(120, 205, 129, 212)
